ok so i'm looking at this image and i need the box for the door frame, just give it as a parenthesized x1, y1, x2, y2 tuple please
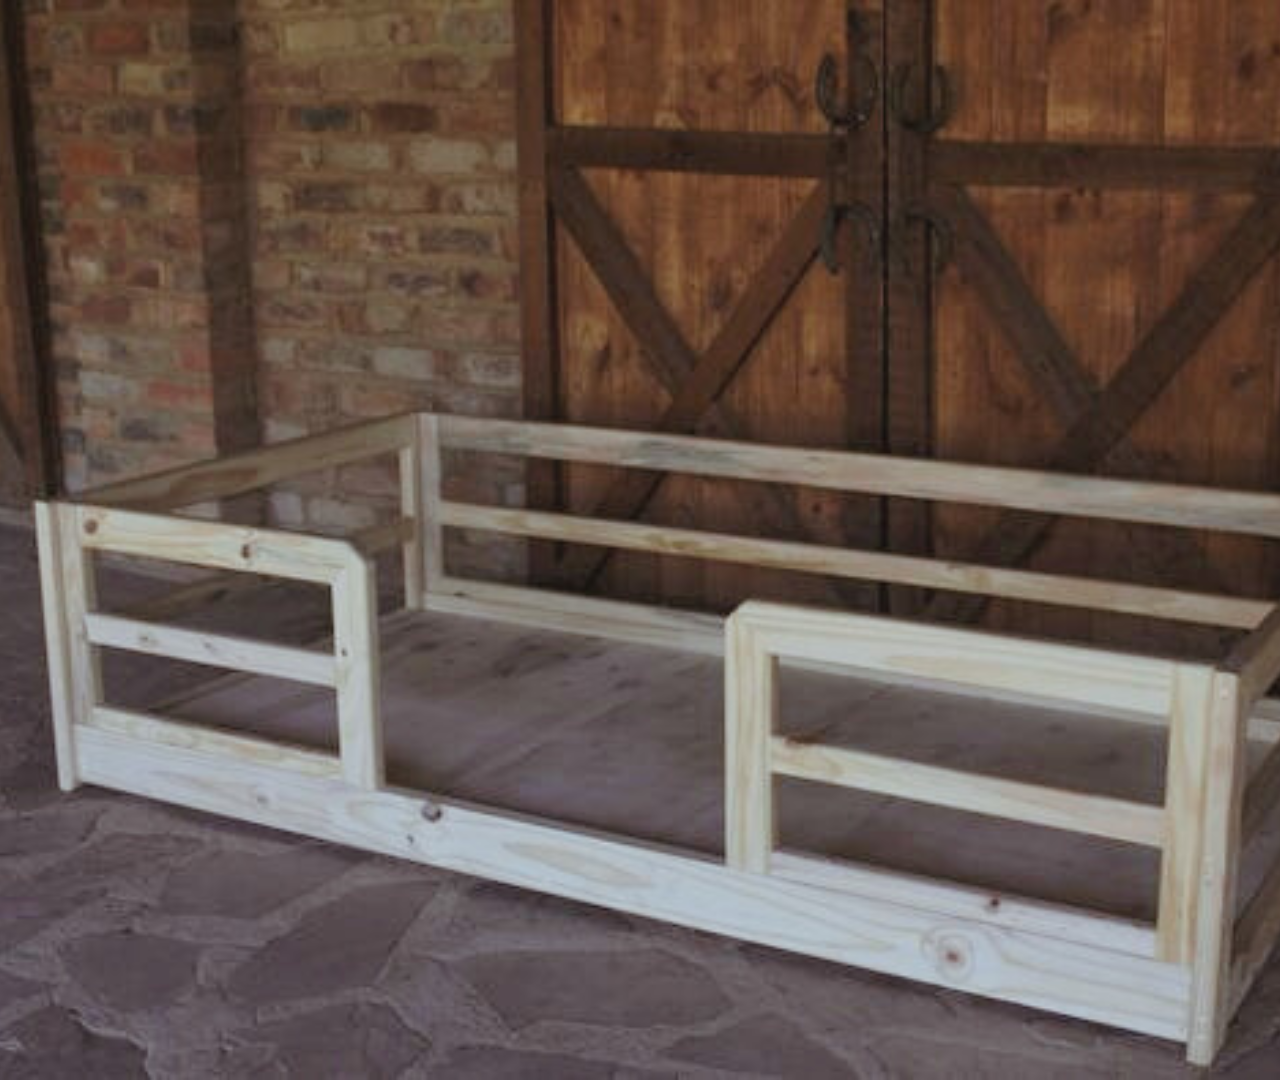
(0, 3, 57, 502)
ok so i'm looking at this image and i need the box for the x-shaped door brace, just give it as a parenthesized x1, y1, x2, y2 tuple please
(545, 163, 1280, 620)
(926, 185, 1280, 623)
(546, 167, 877, 605)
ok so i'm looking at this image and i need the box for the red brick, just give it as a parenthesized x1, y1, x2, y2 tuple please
(87, 22, 150, 57)
(59, 141, 129, 176)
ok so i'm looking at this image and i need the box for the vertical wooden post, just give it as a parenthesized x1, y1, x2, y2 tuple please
(399, 422, 425, 610)
(34, 502, 98, 790)
(0, 5, 57, 498)
(725, 615, 777, 874)
(514, 0, 561, 585)
(1186, 670, 1247, 1065)
(1156, 663, 1216, 963)
(417, 413, 445, 598)
(332, 554, 384, 789)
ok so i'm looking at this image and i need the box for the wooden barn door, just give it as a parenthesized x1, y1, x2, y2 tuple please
(919, 1, 1280, 652)
(518, 0, 890, 613)
(518, 1, 1280, 638)
(0, 6, 55, 504)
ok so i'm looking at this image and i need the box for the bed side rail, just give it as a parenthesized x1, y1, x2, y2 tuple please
(35, 501, 383, 794)
(428, 414, 1277, 634)
(722, 599, 1245, 1064)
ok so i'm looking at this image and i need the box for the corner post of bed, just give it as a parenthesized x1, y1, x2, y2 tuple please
(399, 417, 426, 610)
(1179, 667, 1247, 1066)
(34, 501, 100, 792)
(415, 412, 445, 607)
(724, 608, 777, 874)
(332, 547, 384, 789)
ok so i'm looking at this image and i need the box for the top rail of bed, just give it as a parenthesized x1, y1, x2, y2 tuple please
(81, 410, 1280, 540)
(59, 410, 1280, 672)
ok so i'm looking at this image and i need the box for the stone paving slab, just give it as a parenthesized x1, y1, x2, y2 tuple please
(2, 522, 1280, 1078)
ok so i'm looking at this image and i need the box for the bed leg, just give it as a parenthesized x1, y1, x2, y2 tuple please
(1185, 672, 1247, 1066)
(725, 614, 777, 874)
(34, 502, 100, 792)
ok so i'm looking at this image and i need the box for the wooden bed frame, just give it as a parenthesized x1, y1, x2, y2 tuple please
(34, 411, 1280, 1066)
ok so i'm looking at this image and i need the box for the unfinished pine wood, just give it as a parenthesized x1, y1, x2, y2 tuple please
(1156, 665, 1218, 964)
(724, 615, 776, 873)
(88, 706, 340, 779)
(71, 722, 1194, 1042)
(84, 612, 337, 687)
(399, 427, 425, 610)
(769, 851, 1156, 957)
(34, 503, 80, 790)
(731, 600, 1177, 718)
(88, 414, 415, 512)
(770, 737, 1164, 848)
(76, 506, 355, 585)
(417, 414, 445, 593)
(437, 499, 1267, 629)
(1224, 603, 1280, 705)
(439, 416, 1280, 540)
(1186, 673, 1247, 1065)
(332, 557, 383, 789)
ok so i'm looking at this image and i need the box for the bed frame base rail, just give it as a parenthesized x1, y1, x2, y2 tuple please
(71, 717, 1191, 1044)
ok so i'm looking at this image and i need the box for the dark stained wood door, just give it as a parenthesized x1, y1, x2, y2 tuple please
(920, 1, 1280, 652)
(518, 0, 889, 614)
(0, 5, 55, 504)
(517, 1, 1280, 642)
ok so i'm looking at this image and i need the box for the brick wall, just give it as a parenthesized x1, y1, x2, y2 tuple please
(240, 0, 524, 552)
(25, 0, 258, 492)
(22, 0, 524, 575)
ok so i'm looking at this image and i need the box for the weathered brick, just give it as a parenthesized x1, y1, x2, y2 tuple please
(282, 17, 359, 54)
(87, 22, 150, 57)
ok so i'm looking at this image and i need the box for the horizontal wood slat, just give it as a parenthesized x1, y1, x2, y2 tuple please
(438, 415, 1280, 539)
(439, 500, 1267, 629)
(86, 414, 416, 512)
(85, 612, 337, 686)
(930, 141, 1280, 192)
(549, 125, 830, 176)
(769, 737, 1165, 847)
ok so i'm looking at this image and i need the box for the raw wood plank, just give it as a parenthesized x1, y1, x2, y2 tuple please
(332, 557, 383, 789)
(1186, 673, 1247, 1065)
(439, 415, 1280, 539)
(87, 414, 416, 512)
(438, 499, 1267, 629)
(84, 612, 337, 687)
(72, 723, 1193, 1042)
(724, 614, 776, 873)
(1156, 664, 1217, 963)
(770, 736, 1165, 847)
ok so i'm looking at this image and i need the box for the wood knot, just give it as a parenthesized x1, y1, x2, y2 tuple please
(240, 543, 252, 559)
(83, 519, 98, 535)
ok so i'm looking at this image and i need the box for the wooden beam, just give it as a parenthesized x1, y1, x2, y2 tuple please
(438, 416, 1280, 540)
(1223, 602, 1280, 705)
(84, 612, 337, 687)
(514, 0, 561, 582)
(927, 193, 1280, 623)
(770, 736, 1165, 847)
(930, 141, 1280, 193)
(438, 499, 1267, 629)
(73, 722, 1193, 1043)
(548, 125, 830, 177)
(0, 4, 56, 498)
(86, 414, 416, 511)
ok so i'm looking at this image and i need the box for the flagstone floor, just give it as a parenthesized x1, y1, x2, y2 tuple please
(2, 522, 1280, 1078)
